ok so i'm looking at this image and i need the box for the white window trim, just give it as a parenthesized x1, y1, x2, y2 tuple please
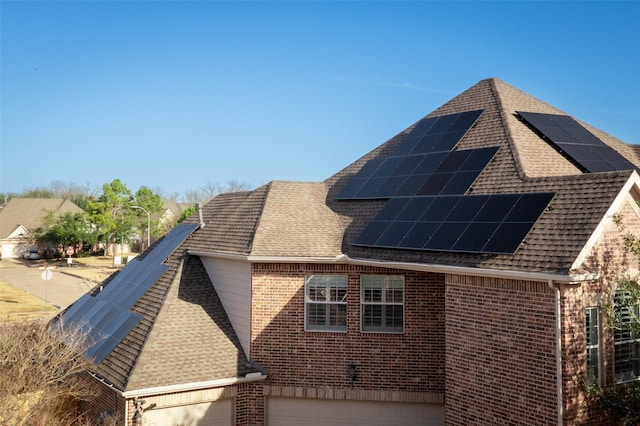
(614, 291, 640, 384)
(304, 274, 348, 333)
(360, 275, 405, 334)
(585, 306, 601, 386)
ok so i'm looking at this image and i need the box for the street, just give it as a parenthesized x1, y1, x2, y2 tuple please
(0, 260, 95, 309)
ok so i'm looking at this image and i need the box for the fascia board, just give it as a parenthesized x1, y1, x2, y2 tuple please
(570, 171, 640, 272)
(189, 250, 589, 284)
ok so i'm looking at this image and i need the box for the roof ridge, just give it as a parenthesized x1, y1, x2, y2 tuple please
(247, 181, 272, 255)
(490, 79, 527, 181)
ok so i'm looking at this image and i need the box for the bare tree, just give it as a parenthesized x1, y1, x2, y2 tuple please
(165, 191, 181, 202)
(0, 320, 97, 425)
(225, 179, 251, 193)
(183, 189, 204, 204)
(199, 181, 223, 201)
(194, 180, 252, 203)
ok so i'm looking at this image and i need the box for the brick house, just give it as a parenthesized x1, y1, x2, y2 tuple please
(60, 78, 640, 425)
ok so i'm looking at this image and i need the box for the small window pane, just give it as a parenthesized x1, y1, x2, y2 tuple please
(585, 307, 599, 385)
(614, 289, 640, 383)
(363, 305, 383, 329)
(307, 304, 327, 327)
(331, 286, 347, 302)
(615, 342, 640, 383)
(329, 305, 347, 326)
(385, 305, 404, 329)
(307, 285, 326, 301)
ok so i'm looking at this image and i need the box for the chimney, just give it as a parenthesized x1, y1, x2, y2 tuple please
(197, 203, 205, 229)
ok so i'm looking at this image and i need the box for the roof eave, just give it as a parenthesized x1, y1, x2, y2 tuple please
(571, 170, 640, 272)
(122, 373, 267, 399)
(189, 250, 592, 284)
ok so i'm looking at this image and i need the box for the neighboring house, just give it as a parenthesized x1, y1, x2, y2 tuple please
(158, 199, 192, 232)
(60, 78, 640, 425)
(0, 198, 83, 258)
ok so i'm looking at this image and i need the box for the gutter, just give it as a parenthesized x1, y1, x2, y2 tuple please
(548, 280, 564, 426)
(188, 250, 597, 284)
(121, 373, 267, 399)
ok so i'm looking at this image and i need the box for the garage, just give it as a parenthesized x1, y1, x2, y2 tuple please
(267, 397, 444, 426)
(142, 399, 233, 426)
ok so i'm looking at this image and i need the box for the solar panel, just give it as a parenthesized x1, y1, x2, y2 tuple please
(339, 108, 556, 255)
(354, 193, 554, 254)
(337, 110, 485, 200)
(337, 146, 498, 200)
(56, 222, 199, 364)
(87, 311, 143, 363)
(517, 111, 637, 173)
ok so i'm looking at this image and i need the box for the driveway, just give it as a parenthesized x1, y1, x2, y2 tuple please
(0, 259, 96, 309)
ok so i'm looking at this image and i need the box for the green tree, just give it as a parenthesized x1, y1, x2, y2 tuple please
(35, 211, 97, 255)
(0, 192, 19, 206)
(132, 186, 164, 246)
(177, 205, 197, 223)
(86, 179, 135, 251)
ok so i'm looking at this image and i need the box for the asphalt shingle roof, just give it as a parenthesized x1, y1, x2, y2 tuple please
(90, 239, 256, 391)
(324, 78, 636, 274)
(191, 78, 637, 275)
(126, 255, 253, 390)
(0, 198, 83, 238)
(185, 184, 270, 255)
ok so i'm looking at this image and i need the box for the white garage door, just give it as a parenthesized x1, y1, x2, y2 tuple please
(143, 399, 232, 426)
(267, 397, 444, 426)
(1, 243, 18, 259)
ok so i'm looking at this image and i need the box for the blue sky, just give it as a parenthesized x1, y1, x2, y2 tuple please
(2, 1, 639, 200)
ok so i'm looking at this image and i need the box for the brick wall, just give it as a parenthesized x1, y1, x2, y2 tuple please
(445, 275, 557, 425)
(251, 263, 445, 397)
(564, 193, 640, 425)
(236, 381, 264, 426)
(77, 373, 125, 425)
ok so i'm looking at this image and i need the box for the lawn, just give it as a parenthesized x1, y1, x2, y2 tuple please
(0, 279, 56, 322)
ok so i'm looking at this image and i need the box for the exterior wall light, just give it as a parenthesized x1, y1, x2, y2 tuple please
(348, 363, 357, 386)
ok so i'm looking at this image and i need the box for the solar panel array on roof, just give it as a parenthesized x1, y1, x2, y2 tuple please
(337, 110, 487, 200)
(354, 193, 555, 254)
(517, 111, 638, 173)
(337, 109, 558, 255)
(56, 222, 198, 364)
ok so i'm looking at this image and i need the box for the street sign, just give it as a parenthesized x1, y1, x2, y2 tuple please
(41, 269, 53, 281)
(66, 247, 74, 256)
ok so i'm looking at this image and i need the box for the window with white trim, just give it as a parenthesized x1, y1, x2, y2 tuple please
(614, 289, 640, 383)
(361, 275, 404, 333)
(585, 307, 600, 385)
(305, 274, 347, 332)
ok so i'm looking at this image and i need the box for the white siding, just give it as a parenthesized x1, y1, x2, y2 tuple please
(200, 257, 252, 357)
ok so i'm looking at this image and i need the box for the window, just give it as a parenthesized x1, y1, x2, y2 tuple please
(361, 275, 404, 333)
(305, 275, 347, 332)
(585, 307, 600, 385)
(614, 289, 640, 383)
